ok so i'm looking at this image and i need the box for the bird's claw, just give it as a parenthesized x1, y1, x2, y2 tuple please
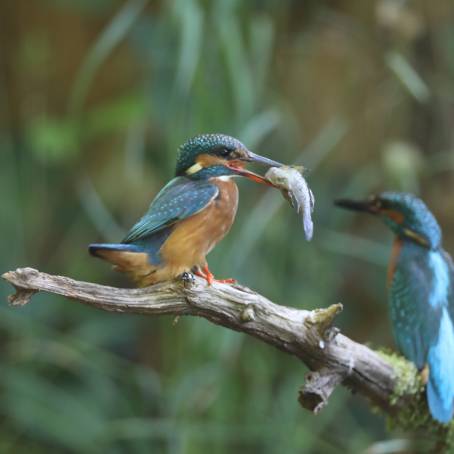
(215, 278, 237, 284)
(193, 265, 236, 286)
(324, 326, 340, 342)
(420, 365, 429, 385)
(180, 271, 195, 287)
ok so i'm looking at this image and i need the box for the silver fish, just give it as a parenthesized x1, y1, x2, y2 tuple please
(265, 166, 315, 241)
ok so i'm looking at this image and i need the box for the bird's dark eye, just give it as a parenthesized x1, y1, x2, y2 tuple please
(216, 147, 232, 157)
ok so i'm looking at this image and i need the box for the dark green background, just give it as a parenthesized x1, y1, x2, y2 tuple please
(1, 1, 454, 452)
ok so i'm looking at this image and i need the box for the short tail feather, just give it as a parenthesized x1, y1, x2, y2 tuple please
(89, 243, 161, 287)
(88, 242, 147, 270)
(89, 243, 143, 258)
(427, 376, 454, 424)
(427, 308, 454, 423)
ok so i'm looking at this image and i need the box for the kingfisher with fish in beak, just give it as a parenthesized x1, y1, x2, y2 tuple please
(89, 134, 283, 286)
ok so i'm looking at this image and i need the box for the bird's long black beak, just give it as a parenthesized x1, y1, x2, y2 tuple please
(245, 151, 283, 168)
(334, 198, 380, 214)
(230, 150, 283, 186)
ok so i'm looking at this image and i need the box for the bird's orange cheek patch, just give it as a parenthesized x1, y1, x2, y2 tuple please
(382, 209, 405, 224)
(196, 154, 227, 167)
(195, 155, 245, 170)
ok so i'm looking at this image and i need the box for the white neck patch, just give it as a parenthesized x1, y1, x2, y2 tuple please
(185, 163, 203, 175)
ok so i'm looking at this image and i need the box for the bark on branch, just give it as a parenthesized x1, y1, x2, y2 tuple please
(2, 267, 420, 418)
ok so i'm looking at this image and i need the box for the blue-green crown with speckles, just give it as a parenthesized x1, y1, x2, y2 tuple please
(175, 134, 245, 176)
(380, 192, 442, 249)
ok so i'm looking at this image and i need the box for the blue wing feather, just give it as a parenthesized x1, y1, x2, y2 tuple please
(90, 177, 219, 267)
(389, 245, 440, 368)
(122, 177, 218, 244)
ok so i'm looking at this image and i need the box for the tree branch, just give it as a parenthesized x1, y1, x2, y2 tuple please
(1, 267, 419, 418)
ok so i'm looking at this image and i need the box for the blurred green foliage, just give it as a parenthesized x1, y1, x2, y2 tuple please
(1, 0, 454, 452)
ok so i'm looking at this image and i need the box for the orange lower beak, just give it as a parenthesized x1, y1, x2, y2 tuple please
(226, 150, 283, 186)
(226, 164, 276, 186)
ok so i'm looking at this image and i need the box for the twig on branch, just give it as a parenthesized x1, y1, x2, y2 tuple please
(1, 267, 420, 418)
(299, 368, 345, 414)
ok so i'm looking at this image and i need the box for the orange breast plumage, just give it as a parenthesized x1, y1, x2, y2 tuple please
(158, 178, 238, 275)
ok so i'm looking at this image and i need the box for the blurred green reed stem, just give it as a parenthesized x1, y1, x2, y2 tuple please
(68, 0, 149, 123)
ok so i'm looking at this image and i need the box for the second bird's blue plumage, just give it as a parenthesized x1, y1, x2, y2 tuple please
(336, 192, 454, 423)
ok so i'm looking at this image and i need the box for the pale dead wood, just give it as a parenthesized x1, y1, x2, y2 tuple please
(2, 267, 413, 416)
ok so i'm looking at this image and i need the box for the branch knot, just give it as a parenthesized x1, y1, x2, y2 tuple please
(305, 303, 343, 340)
(299, 367, 345, 414)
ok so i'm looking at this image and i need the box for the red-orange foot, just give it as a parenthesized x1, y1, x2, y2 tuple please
(194, 265, 236, 285)
(215, 278, 237, 284)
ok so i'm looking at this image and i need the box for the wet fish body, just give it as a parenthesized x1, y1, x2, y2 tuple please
(265, 166, 315, 241)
